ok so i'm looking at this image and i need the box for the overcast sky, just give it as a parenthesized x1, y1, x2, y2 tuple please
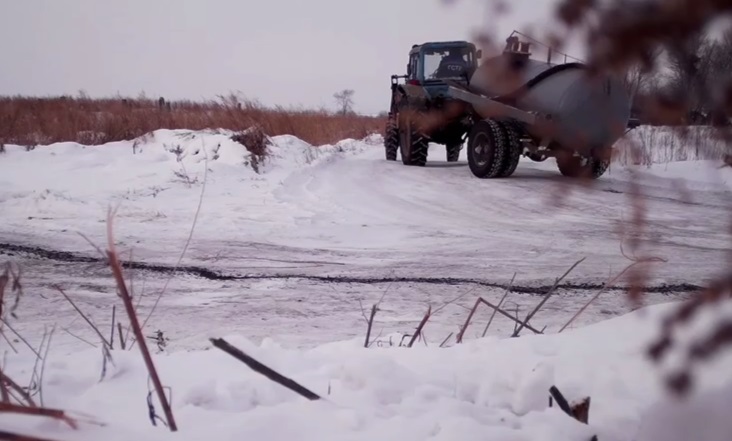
(0, 0, 572, 114)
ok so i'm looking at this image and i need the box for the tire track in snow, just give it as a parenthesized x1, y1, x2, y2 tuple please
(0, 242, 702, 295)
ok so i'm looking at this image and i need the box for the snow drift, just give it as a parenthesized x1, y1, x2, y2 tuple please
(1, 126, 732, 440)
(2, 301, 731, 441)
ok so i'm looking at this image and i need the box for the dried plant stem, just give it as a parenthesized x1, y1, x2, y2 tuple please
(135, 145, 208, 344)
(364, 304, 377, 348)
(109, 305, 116, 349)
(0, 370, 36, 407)
(117, 322, 127, 350)
(0, 368, 8, 403)
(479, 298, 545, 334)
(0, 319, 40, 358)
(456, 298, 482, 343)
(0, 402, 78, 429)
(483, 273, 516, 338)
(54, 287, 111, 350)
(513, 257, 586, 337)
(407, 306, 432, 348)
(0, 330, 18, 354)
(106, 213, 177, 432)
(559, 258, 660, 333)
(38, 325, 55, 406)
(0, 429, 61, 441)
(439, 332, 454, 348)
(124, 279, 146, 347)
(61, 328, 97, 348)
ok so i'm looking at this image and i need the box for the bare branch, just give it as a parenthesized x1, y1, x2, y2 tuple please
(513, 258, 585, 337)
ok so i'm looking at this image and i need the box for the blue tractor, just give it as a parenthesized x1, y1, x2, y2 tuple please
(384, 41, 483, 166)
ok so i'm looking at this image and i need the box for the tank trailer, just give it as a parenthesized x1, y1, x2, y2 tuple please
(384, 32, 640, 179)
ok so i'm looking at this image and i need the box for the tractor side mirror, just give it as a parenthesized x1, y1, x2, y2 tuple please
(476, 49, 483, 59)
(406, 63, 411, 75)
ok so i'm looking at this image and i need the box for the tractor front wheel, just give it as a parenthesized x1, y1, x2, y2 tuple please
(399, 113, 429, 166)
(384, 116, 399, 161)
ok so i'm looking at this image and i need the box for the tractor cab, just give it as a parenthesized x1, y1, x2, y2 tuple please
(406, 41, 481, 85)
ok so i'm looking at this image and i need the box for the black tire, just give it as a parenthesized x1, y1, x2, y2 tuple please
(446, 142, 462, 162)
(384, 117, 399, 161)
(467, 119, 507, 178)
(399, 112, 429, 166)
(496, 121, 523, 177)
(556, 150, 611, 179)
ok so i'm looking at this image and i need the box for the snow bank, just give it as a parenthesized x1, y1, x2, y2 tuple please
(0, 128, 378, 255)
(3, 302, 732, 441)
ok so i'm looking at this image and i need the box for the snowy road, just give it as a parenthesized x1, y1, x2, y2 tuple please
(0, 129, 729, 351)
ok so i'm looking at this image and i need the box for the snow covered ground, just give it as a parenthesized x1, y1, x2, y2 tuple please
(2, 301, 731, 441)
(1, 127, 731, 440)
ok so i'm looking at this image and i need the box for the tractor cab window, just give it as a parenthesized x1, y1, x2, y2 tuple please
(424, 47, 473, 80)
(408, 53, 419, 80)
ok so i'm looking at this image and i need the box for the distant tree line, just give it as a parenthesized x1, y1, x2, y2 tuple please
(624, 29, 732, 126)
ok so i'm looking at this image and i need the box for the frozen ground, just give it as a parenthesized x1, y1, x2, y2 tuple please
(0, 128, 729, 351)
(1, 127, 731, 440)
(2, 301, 732, 441)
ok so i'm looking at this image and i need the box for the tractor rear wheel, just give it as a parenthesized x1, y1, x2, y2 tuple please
(467, 119, 508, 178)
(384, 116, 399, 161)
(446, 142, 462, 162)
(555, 150, 611, 179)
(496, 121, 523, 177)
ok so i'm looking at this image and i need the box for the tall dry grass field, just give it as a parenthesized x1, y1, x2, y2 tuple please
(0, 94, 386, 147)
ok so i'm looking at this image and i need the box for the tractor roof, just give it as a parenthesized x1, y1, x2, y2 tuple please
(409, 40, 476, 54)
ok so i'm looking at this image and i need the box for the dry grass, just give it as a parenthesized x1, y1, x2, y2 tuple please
(0, 93, 385, 147)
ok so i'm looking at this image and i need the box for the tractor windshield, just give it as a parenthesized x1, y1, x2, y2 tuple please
(423, 46, 474, 81)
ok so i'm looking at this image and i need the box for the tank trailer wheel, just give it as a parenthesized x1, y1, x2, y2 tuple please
(384, 117, 399, 161)
(399, 115, 429, 167)
(446, 142, 462, 162)
(467, 119, 508, 179)
(496, 121, 523, 178)
(556, 150, 611, 179)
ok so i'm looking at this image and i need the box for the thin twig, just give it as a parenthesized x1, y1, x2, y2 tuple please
(0, 367, 9, 403)
(479, 298, 544, 334)
(456, 298, 482, 343)
(0, 429, 62, 441)
(0, 319, 40, 358)
(61, 328, 97, 348)
(28, 329, 48, 396)
(124, 278, 146, 347)
(136, 143, 208, 341)
(364, 304, 377, 348)
(210, 337, 321, 400)
(53, 287, 111, 350)
(432, 283, 482, 315)
(512, 258, 586, 337)
(109, 305, 116, 350)
(407, 306, 432, 348)
(0, 330, 18, 354)
(117, 322, 126, 350)
(559, 258, 662, 333)
(439, 332, 454, 348)
(38, 325, 55, 407)
(0, 402, 77, 429)
(0, 370, 36, 407)
(483, 273, 515, 337)
(105, 212, 177, 431)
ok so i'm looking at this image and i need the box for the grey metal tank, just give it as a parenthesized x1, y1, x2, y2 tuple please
(468, 54, 632, 153)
